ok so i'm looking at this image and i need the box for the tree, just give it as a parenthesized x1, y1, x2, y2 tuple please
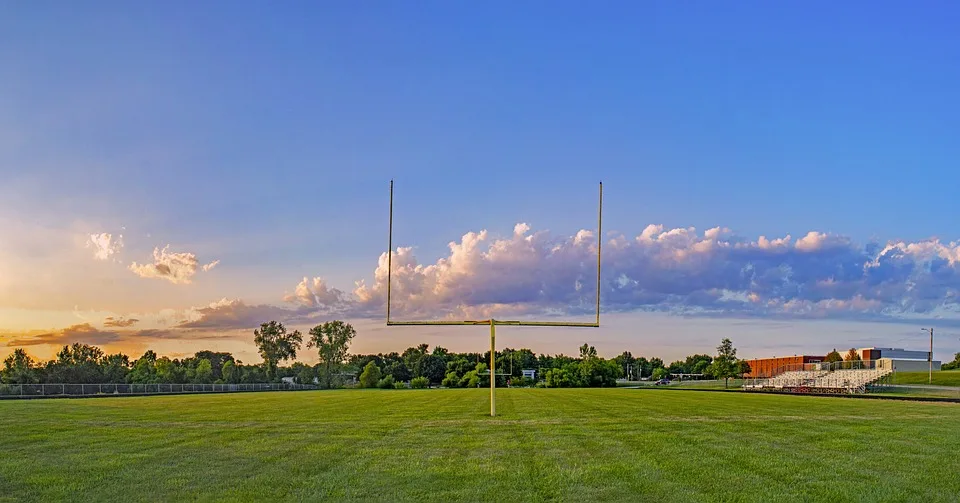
(738, 360, 752, 378)
(359, 361, 382, 388)
(128, 352, 157, 384)
(415, 354, 447, 384)
(579, 343, 598, 360)
(47, 343, 106, 383)
(459, 369, 480, 388)
(297, 366, 315, 385)
(942, 353, 960, 371)
(402, 345, 429, 374)
(442, 371, 460, 388)
(194, 351, 234, 381)
(307, 320, 356, 389)
(693, 359, 712, 375)
(635, 356, 650, 378)
(824, 349, 843, 363)
(194, 359, 213, 383)
(241, 365, 266, 383)
(844, 348, 861, 362)
(580, 358, 621, 387)
(222, 360, 238, 384)
(648, 357, 665, 378)
(651, 367, 670, 380)
(708, 338, 739, 388)
(254, 321, 303, 381)
(614, 351, 637, 380)
(101, 353, 130, 383)
(384, 360, 412, 382)
(155, 357, 184, 383)
(446, 357, 473, 378)
(2, 349, 36, 384)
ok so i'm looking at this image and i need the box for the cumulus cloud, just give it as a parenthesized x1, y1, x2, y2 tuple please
(164, 222, 960, 331)
(103, 317, 139, 328)
(341, 223, 960, 322)
(283, 277, 347, 309)
(87, 233, 123, 261)
(129, 246, 218, 284)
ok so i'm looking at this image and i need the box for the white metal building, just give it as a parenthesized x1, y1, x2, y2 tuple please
(857, 347, 930, 360)
(876, 358, 941, 372)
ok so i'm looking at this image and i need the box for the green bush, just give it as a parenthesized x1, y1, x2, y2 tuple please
(410, 376, 429, 389)
(441, 371, 460, 388)
(510, 376, 532, 387)
(360, 362, 382, 388)
(459, 370, 480, 388)
(393, 382, 407, 389)
(377, 375, 395, 389)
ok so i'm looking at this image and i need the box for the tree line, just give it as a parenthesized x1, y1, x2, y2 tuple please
(2, 319, 750, 388)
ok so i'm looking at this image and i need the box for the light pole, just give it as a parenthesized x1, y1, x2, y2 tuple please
(921, 327, 934, 384)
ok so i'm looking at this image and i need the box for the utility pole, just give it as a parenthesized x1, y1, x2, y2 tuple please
(922, 327, 934, 384)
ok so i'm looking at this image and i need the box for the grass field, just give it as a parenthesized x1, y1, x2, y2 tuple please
(892, 370, 960, 386)
(616, 379, 744, 389)
(3, 389, 960, 502)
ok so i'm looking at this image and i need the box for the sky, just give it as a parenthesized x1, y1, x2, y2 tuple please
(2, 1, 960, 365)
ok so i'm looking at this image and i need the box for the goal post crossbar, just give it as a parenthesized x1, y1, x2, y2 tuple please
(386, 320, 599, 327)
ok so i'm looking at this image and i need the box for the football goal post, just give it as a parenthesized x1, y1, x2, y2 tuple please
(385, 180, 604, 416)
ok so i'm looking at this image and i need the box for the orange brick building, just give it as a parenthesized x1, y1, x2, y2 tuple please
(744, 355, 826, 378)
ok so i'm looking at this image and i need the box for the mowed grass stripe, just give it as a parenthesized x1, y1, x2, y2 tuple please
(2, 389, 959, 502)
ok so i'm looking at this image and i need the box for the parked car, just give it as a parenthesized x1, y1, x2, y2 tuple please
(654, 379, 671, 385)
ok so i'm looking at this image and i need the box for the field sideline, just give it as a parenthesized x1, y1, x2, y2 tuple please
(2, 388, 959, 502)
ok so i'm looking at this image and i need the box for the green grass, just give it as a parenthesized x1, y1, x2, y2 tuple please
(616, 379, 743, 389)
(892, 370, 960, 386)
(669, 379, 744, 389)
(2, 389, 960, 502)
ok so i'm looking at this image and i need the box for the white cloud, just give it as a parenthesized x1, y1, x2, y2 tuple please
(129, 246, 202, 284)
(341, 222, 960, 322)
(202, 260, 220, 272)
(162, 222, 960, 331)
(283, 277, 345, 308)
(87, 232, 123, 261)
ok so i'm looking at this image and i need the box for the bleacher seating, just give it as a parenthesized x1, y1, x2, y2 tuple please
(762, 370, 830, 388)
(747, 366, 892, 393)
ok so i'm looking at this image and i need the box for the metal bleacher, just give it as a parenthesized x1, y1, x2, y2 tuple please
(744, 362, 892, 394)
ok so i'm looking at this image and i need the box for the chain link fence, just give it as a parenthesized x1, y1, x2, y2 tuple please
(0, 382, 317, 398)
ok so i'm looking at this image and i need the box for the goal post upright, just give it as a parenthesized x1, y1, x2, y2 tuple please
(385, 180, 603, 417)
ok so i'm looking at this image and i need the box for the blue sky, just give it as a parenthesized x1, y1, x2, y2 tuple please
(2, 2, 959, 363)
